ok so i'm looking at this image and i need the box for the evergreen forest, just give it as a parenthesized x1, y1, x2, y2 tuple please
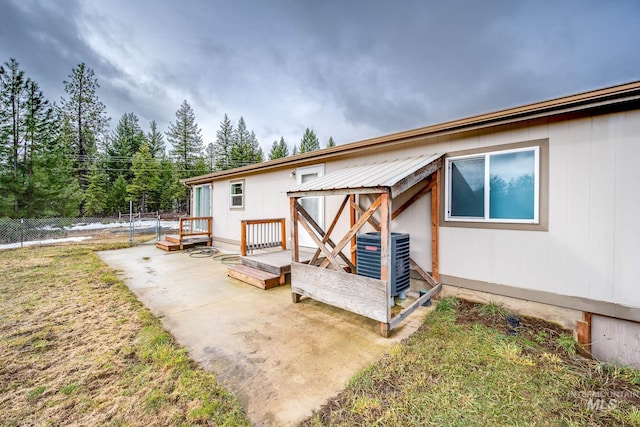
(0, 58, 334, 218)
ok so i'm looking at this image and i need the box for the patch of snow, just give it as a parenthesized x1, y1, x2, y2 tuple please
(0, 236, 93, 250)
(41, 220, 178, 231)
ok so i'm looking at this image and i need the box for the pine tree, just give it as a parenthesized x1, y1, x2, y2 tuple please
(0, 59, 75, 217)
(0, 58, 28, 216)
(127, 143, 159, 213)
(167, 100, 203, 175)
(192, 156, 209, 176)
(60, 63, 110, 213)
(106, 112, 145, 182)
(213, 114, 233, 170)
(166, 100, 203, 210)
(24, 82, 79, 217)
(292, 145, 299, 155)
(146, 120, 165, 158)
(157, 156, 180, 212)
(35, 131, 82, 216)
(84, 164, 108, 216)
(268, 136, 289, 160)
(299, 128, 320, 153)
(107, 175, 128, 215)
(204, 142, 215, 172)
(327, 136, 336, 148)
(229, 117, 262, 168)
(44, 113, 83, 216)
(250, 131, 263, 163)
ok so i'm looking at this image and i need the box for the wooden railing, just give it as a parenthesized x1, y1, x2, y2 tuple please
(179, 216, 212, 242)
(241, 218, 287, 256)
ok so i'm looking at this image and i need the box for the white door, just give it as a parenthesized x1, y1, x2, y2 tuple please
(296, 165, 324, 248)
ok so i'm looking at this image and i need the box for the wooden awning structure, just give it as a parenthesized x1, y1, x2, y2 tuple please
(287, 154, 443, 337)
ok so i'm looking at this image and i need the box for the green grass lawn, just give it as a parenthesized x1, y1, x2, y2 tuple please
(0, 238, 250, 426)
(1, 239, 638, 426)
(300, 298, 640, 426)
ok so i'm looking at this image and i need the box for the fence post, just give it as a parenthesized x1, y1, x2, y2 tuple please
(20, 218, 24, 248)
(129, 201, 134, 245)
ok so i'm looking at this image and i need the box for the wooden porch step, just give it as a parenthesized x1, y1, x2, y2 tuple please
(165, 234, 181, 244)
(227, 264, 283, 290)
(156, 240, 181, 251)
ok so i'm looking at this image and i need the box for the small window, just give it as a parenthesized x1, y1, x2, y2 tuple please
(446, 146, 539, 223)
(230, 181, 244, 209)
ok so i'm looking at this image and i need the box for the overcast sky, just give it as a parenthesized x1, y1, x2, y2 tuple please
(1, 0, 638, 154)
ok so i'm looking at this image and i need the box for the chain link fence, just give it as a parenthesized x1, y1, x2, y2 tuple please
(0, 216, 179, 249)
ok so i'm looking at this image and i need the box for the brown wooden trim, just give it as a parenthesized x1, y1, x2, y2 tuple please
(440, 274, 640, 323)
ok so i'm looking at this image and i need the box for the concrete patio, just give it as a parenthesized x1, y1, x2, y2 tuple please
(97, 242, 433, 426)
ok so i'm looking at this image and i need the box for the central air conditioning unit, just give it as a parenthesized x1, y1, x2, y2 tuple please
(356, 232, 410, 299)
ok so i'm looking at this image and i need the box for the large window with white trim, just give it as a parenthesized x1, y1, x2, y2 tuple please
(445, 146, 539, 223)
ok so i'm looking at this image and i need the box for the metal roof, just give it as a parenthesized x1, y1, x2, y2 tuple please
(287, 153, 443, 199)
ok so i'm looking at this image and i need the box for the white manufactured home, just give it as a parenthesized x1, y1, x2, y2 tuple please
(182, 81, 640, 368)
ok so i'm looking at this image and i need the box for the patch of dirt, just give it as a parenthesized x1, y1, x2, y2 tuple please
(454, 299, 571, 354)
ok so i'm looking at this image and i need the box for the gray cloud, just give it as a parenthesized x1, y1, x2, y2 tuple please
(1, 0, 638, 152)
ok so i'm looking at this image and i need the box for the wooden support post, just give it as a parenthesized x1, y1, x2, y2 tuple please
(431, 169, 440, 282)
(380, 191, 392, 332)
(241, 220, 247, 256)
(290, 197, 301, 303)
(577, 312, 592, 353)
(280, 218, 287, 251)
(207, 217, 213, 246)
(290, 199, 299, 263)
(350, 194, 357, 266)
(379, 322, 390, 338)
